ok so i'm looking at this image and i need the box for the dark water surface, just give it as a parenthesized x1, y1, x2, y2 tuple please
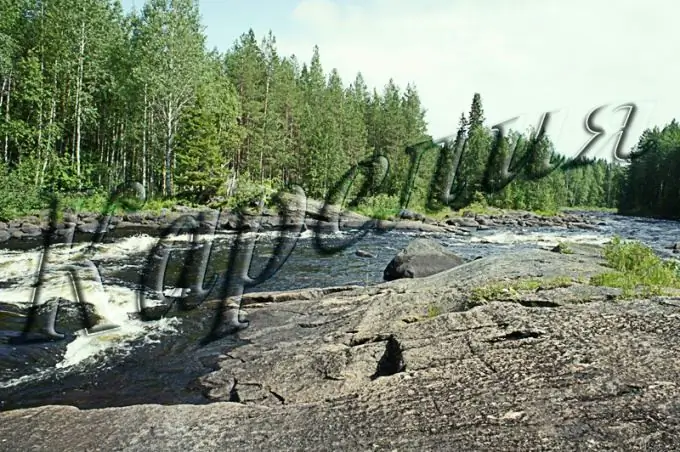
(0, 212, 678, 411)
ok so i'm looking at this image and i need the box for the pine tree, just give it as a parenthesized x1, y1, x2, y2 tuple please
(468, 92, 485, 131)
(174, 92, 225, 202)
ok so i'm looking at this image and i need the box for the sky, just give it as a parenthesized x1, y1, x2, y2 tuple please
(121, 0, 680, 161)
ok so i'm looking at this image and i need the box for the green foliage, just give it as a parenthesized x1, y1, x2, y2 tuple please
(0, 1, 638, 221)
(425, 305, 442, 318)
(174, 87, 231, 203)
(143, 197, 193, 215)
(618, 120, 680, 219)
(553, 242, 574, 254)
(459, 200, 500, 216)
(590, 236, 680, 297)
(0, 161, 43, 220)
(471, 276, 574, 302)
(352, 194, 401, 220)
(214, 173, 280, 212)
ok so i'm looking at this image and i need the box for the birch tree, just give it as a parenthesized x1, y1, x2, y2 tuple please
(135, 0, 206, 197)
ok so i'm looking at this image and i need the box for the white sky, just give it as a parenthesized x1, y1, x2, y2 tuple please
(273, 0, 679, 160)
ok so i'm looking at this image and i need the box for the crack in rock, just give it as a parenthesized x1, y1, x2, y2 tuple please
(371, 335, 406, 380)
(349, 333, 392, 347)
(487, 330, 544, 343)
(228, 379, 285, 405)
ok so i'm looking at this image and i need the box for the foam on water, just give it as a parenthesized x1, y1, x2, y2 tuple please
(0, 234, 187, 387)
(0, 227, 349, 387)
(469, 230, 611, 247)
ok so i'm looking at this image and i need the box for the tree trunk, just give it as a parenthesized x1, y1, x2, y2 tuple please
(74, 20, 86, 185)
(37, 3, 45, 153)
(261, 75, 270, 184)
(164, 100, 173, 197)
(142, 85, 148, 192)
(3, 72, 11, 163)
(149, 109, 155, 197)
(121, 122, 126, 182)
(39, 86, 58, 188)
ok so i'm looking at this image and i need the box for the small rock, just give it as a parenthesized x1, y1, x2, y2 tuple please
(501, 410, 525, 421)
(21, 215, 41, 225)
(124, 213, 144, 223)
(355, 249, 376, 258)
(20, 224, 42, 236)
(77, 222, 99, 234)
(398, 209, 425, 221)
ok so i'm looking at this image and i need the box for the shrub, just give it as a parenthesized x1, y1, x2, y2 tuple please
(353, 194, 401, 220)
(590, 236, 680, 296)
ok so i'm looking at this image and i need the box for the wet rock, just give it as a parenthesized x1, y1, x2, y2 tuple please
(339, 212, 372, 229)
(398, 209, 425, 221)
(355, 249, 375, 258)
(56, 227, 74, 237)
(0, 229, 9, 242)
(123, 212, 144, 223)
(78, 214, 97, 224)
(171, 205, 195, 213)
(571, 222, 598, 230)
(259, 216, 282, 230)
(0, 202, 613, 242)
(77, 222, 99, 234)
(446, 217, 480, 228)
(27, 298, 106, 330)
(115, 221, 139, 229)
(20, 224, 41, 237)
(383, 238, 466, 281)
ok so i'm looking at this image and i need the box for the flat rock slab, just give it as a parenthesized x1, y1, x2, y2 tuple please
(3, 245, 680, 450)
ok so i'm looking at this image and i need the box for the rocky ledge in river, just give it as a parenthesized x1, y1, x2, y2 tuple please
(0, 199, 602, 243)
(2, 242, 680, 450)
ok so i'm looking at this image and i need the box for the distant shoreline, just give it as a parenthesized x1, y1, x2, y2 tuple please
(0, 203, 606, 246)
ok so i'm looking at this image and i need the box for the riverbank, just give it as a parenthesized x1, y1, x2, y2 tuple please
(2, 241, 680, 449)
(0, 199, 605, 244)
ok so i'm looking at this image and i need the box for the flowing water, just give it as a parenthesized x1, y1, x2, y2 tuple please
(0, 212, 678, 411)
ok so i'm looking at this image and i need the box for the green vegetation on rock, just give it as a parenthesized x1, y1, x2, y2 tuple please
(471, 276, 575, 302)
(552, 242, 574, 254)
(590, 236, 680, 297)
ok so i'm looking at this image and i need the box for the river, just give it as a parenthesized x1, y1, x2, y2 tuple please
(0, 211, 678, 411)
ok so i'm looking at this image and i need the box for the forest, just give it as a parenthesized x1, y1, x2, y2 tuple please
(0, 0, 652, 222)
(618, 120, 680, 220)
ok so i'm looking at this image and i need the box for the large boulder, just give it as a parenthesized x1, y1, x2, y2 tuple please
(383, 238, 466, 281)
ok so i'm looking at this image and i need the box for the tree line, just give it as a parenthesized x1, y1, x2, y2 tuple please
(618, 120, 680, 220)
(0, 0, 636, 221)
